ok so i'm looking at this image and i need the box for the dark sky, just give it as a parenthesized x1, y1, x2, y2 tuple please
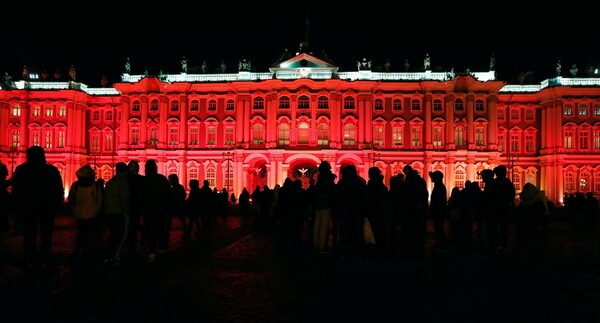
(3, 1, 597, 87)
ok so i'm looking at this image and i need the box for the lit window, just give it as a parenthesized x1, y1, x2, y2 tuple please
(91, 134, 100, 152)
(433, 126, 443, 147)
(57, 131, 65, 148)
(564, 104, 573, 116)
(579, 104, 588, 116)
(579, 129, 589, 150)
(278, 123, 290, 145)
(298, 123, 309, 144)
(455, 126, 465, 147)
(189, 127, 198, 145)
(411, 127, 421, 147)
(11, 104, 21, 117)
(169, 128, 179, 145)
(317, 124, 329, 146)
(207, 127, 216, 146)
(252, 123, 264, 144)
(343, 124, 356, 145)
(33, 106, 41, 116)
(225, 127, 235, 146)
(373, 126, 384, 146)
(45, 106, 53, 117)
(131, 128, 140, 145)
(392, 126, 403, 146)
(475, 128, 485, 147)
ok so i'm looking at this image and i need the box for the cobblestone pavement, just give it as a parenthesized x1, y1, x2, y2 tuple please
(1, 213, 599, 322)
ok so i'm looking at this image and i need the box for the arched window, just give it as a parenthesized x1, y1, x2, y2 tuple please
(298, 122, 309, 144)
(411, 99, 421, 112)
(433, 99, 443, 112)
(454, 99, 464, 111)
(190, 100, 199, 112)
(374, 99, 384, 111)
(226, 99, 235, 111)
(132, 100, 140, 112)
(344, 97, 355, 109)
(298, 95, 310, 109)
(393, 99, 402, 111)
(150, 99, 159, 111)
(317, 96, 328, 109)
(253, 97, 264, 110)
(208, 100, 217, 111)
(475, 99, 485, 112)
(171, 100, 180, 112)
(206, 167, 216, 188)
(279, 96, 290, 109)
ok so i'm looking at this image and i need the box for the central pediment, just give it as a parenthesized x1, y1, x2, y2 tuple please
(269, 53, 338, 79)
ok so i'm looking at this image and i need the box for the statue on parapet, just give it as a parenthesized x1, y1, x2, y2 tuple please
(181, 56, 188, 73)
(125, 57, 131, 74)
(424, 53, 431, 70)
(556, 60, 562, 77)
(357, 58, 371, 71)
(238, 59, 251, 72)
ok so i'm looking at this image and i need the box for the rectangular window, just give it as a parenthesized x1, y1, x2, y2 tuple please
(131, 128, 140, 145)
(433, 127, 442, 147)
(59, 106, 67, 117)
(169, 128, 179, 145)
(498, 134, 505, 153)
(510, 134, 519, 152)
(32, 131, 40, 146)
(57, 131, 65, 148)
(411, 127, 421, 147)
(392, 127, 403, 146)
(105, 134, 112, 151)
(317, 126, 329, 145)
(373, 126, 384, 146)
(189, 127, 199, 145)
(525, 134, 534, 153)
(44, 132, 52, 149)
(564, 130, 573, 149)
(579, 130, 589, 149)
(225, 127, 234, 146)
(207, 127, 216, 146)
(594, 131, 600, 150)
(45, 107, 53, 117)
(92, 134, 100, 151)
(475, 128, 485, 147)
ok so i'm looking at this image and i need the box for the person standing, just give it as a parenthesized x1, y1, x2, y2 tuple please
(166, 173, 187, 245)
(11, 146, 64, 270)
(142, 160, 170, 262)
(312, 161, 337, 254)
(429, 170, 448, 250)
(103, 162, 130, 266)
(126, 160, 144, 256)
(67, 164, 104, 256)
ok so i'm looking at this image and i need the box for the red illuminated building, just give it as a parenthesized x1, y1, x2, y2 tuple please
(1, 50, 599, 205)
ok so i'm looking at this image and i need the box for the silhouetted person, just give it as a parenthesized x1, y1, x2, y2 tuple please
(142, 159, 170, 262)
(68, 164, 103, 256)
(199, 180, 215, 232)
(480, 169, 499, 252)
(336, 165, 367, 259)
(513, 182, 549, 264)
(402, 165, 428, 257)
(0, 162, 11, 233)
(126, 160, 144, 256)
(185, 179, 201, 239)
(388, 173, 406, 255)
(312, 160, 337, 253)
(103, 162, 130, 266)
(166, 174, 187, 245)
(493, 165, 516, 252)
(11, 146, 64, 270)
(429, 170, 448, 250)
(366, 166, 391, 256)
(239, 187, 251, 219)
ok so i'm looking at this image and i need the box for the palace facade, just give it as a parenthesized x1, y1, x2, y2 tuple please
(1, 51, 600, 205)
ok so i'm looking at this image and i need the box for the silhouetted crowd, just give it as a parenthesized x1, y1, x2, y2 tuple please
(1, 146, 599, 273)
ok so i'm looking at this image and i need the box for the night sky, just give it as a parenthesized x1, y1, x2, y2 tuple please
(2, 1, 597, 87)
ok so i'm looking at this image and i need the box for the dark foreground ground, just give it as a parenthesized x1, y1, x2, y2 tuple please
(0, 209, 599, 322)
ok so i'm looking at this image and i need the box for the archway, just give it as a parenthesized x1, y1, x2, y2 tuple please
(287, 159, 318, 189)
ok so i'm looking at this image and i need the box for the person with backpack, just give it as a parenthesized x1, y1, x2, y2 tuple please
(67, 164, 104, 256)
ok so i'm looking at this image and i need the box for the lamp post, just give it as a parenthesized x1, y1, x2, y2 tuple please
(222, 151, 234, 193)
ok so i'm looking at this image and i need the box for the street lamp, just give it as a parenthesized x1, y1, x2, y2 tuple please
(222, 151, 234, 193)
